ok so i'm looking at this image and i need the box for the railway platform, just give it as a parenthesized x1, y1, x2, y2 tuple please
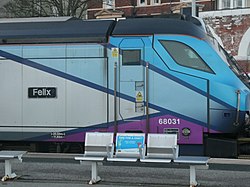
(0, 153, 250, 187)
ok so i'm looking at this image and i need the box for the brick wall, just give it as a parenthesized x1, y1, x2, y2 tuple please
(88, 0, 102, 9)
(116, 0, 133, 7)
(204, 14, 250, 56)
(202, 1, 216, 11)
(202, 13, 250, 71)
(238, 60, 250, 72)
(130, 4, 170, 15)
(87, 10, 99, 19)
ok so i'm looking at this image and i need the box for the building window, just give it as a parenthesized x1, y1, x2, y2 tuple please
(234, 0, 243, 7)
(222, 0, 231, 8)
(219, 0, 246, 9)
(160, 40, 214, 73)
(103, 0, 114, 9)
(151, 0, 161, 4)
(138, 0, 147, 6)
(247, 0, 250, 7)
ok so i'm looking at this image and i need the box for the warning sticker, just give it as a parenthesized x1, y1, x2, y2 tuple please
(112, 48, 119, 57)
(136, 91, 144, 102)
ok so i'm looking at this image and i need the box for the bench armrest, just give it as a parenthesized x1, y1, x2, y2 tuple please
(139, 144, 146, 159)
(172, 145, 179, 159)
(106, 143, 114, 158)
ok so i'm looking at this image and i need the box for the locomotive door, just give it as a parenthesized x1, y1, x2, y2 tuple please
(118, 39, 145, 122)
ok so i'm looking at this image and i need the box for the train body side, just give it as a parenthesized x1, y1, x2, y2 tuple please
(0, 36, 248, 147)
(0, 44, 108, 141)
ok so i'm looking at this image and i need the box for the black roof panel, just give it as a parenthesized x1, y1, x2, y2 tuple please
(0, 17, 206, 44)
(112, 18, 206, 38)
(0, 18, 115, 44)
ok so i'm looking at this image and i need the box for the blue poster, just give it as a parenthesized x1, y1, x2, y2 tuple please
(116, 135, 144, 153)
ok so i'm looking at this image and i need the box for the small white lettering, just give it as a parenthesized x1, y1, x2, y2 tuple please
(158, 118, 181, 125)
(33, 89, 38, 95)
(46, 90, 51, 95)
(38, 90, 43, 96)
(29, 87, 56, 98)
(51, 132, 65, 139)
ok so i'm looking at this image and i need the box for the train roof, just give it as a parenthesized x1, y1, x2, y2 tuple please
(112, 18, 206, 38)
(0, 16, 206, 44)
(0, 17, 115, 44)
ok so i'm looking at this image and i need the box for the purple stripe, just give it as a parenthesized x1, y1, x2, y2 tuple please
(46, 114, 221, 144)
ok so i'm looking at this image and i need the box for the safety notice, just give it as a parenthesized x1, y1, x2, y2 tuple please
(136, 91, 143, 102)
(112, 48, 119, 57)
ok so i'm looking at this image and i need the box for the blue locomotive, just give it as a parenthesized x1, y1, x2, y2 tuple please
(0, 16, 249, 157)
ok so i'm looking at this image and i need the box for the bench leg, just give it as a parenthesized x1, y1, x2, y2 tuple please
(190, 165, 198, 187)
(1, 160, 17, 181)
(89, 162, 101, 185)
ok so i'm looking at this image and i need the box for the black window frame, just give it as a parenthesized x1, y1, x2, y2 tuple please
(159, 40, 215, 74)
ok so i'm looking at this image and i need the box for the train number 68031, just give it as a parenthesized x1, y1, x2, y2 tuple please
(158, 118, 180, 125)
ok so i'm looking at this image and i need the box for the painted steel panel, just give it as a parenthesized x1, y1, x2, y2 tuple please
(108, 94, 158, 122)
(22, 65, 66, 127)
(66, 44, 104, 57)
(210, 81, 238, 109)
(0, 46, 22, 57)
(28, 58, 66, 74)
(66, 81, 107, 127)
(66, 58, 107, 86)
(23, 45, 66, 58)
(209, 109, 244, 133)
(152, 71, 208, 123)
(0, 60, 22, 126)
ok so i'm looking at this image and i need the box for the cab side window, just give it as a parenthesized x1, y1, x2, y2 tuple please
(160, 40, 214, 73)
(122, 50, 141, 66)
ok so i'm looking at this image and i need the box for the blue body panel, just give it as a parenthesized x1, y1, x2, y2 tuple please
(110, 34, 248, 134)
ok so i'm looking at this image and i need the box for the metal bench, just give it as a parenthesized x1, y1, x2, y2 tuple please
(140, 133, 179, 163)
(107, 133, 145, 162)
(139, 134, 209, 187)
(75, 133, 209, 186)
(0, 150, 26, 181)
(74, 132, 114, 184)
(174, 156, 209, 187)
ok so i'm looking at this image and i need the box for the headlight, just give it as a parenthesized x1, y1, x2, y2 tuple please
(182, 128, 191, 136)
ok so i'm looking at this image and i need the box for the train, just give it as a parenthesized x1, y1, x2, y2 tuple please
(0, 15, 249, 157)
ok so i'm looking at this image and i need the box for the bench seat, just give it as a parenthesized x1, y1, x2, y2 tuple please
(75, 156, 105, 162)
(107, 157, 138, 162)
(174, 156, 210, 164)
(74, 132, 114, 184)
(140, 158, 172, 163)
(140, 134, 179, 163)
